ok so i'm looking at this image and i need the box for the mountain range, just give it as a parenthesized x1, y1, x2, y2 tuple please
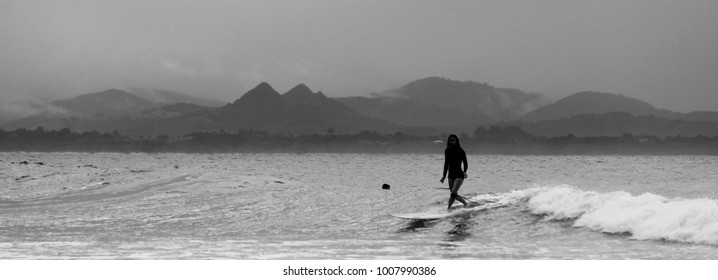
(1, 77, 717, 137)
(1, 89, 223, 134)
(122, 83, 403, 136)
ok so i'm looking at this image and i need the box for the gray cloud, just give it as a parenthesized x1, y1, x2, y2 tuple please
(1, 0, 717, 112)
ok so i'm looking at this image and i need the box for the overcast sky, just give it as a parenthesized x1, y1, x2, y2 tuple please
(1, 0, 717, 112)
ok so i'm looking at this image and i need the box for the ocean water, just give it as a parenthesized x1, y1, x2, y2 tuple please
(1, 152, 717, 259)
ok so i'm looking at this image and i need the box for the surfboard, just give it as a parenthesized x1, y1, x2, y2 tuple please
(390, 198, 503, 221)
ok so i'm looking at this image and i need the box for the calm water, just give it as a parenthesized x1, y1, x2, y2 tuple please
(1, 153, 717, 259)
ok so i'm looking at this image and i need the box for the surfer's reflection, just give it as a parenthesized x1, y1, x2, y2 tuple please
(396, 215, 474, 243)
(445, 219, 472, 243)
(397, 219, 437, 232)
(436, 218, 474, 251)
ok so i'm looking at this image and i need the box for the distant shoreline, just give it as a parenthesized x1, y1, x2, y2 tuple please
(2, 127, 717, 155)
(2, 140, 717, 156)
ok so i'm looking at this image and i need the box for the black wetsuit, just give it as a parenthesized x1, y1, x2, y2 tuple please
(444, 147, 467, 179)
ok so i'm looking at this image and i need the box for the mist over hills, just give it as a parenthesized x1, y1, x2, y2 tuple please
(0, 98, 56, 124)
(1, 89, 219, 134)
(373, 77, 549, 120)
(53, 89, 159, 117)
(335, 77, 551, 132)
(1, 77, 717, 138)
(521, 91, 659, 122)
(130, 88, 226, 108)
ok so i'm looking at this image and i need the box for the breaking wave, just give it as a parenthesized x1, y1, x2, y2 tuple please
(472, 185, 718, 245)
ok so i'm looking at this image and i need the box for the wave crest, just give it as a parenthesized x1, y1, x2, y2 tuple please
(481, 186, 718, 245)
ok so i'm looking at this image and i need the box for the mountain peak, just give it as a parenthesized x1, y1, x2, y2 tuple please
(284, 84, 315, 98)
(254, 82, 274, 91)
(283, 84, 334, 106)
(234, 82, 282, 106)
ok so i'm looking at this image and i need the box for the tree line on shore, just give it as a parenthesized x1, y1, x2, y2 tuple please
(1, 126, 717, 155)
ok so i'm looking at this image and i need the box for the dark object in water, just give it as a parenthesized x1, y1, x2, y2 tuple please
(382, 184, 390, 190)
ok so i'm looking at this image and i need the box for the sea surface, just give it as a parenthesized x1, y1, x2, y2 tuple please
(1, 152, 717, 259)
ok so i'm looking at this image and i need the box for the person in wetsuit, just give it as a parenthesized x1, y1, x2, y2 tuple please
(440, 134, 470, 210)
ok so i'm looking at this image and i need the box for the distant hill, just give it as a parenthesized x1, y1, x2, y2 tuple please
(376, 77, 551, 121)
(52, 89, 159, 117)
(1, 89, 161, 132)
(513, 91, 718, 137)
(283, 84, 352, 117)
(207, 82, 363, 129)
(219, 82, 290, 127)
(520, 91, 718, 128)
(0, 89, 236, 132)
(335, 76, 549, 133)
(521, 91, 660, 122)
(1, 89, 225, 132)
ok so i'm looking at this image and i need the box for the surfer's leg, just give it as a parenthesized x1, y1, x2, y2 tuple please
(447, 178, 456, 210)
(451, 178, 469, 207)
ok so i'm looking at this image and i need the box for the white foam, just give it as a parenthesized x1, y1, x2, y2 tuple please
(522, 185, 718, 245)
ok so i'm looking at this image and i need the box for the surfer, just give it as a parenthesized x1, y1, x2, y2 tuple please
(440, 134, 470, 210)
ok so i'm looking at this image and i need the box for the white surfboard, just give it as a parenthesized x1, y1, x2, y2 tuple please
(391, 198, 503, 221)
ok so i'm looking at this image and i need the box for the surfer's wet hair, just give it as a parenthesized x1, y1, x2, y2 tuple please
(446, 134, 461, 149)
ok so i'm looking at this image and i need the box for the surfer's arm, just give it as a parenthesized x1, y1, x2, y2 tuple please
(441, 151, 449, 181)
(462, 151, 468, 173)
(461, 151, 468, 178)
